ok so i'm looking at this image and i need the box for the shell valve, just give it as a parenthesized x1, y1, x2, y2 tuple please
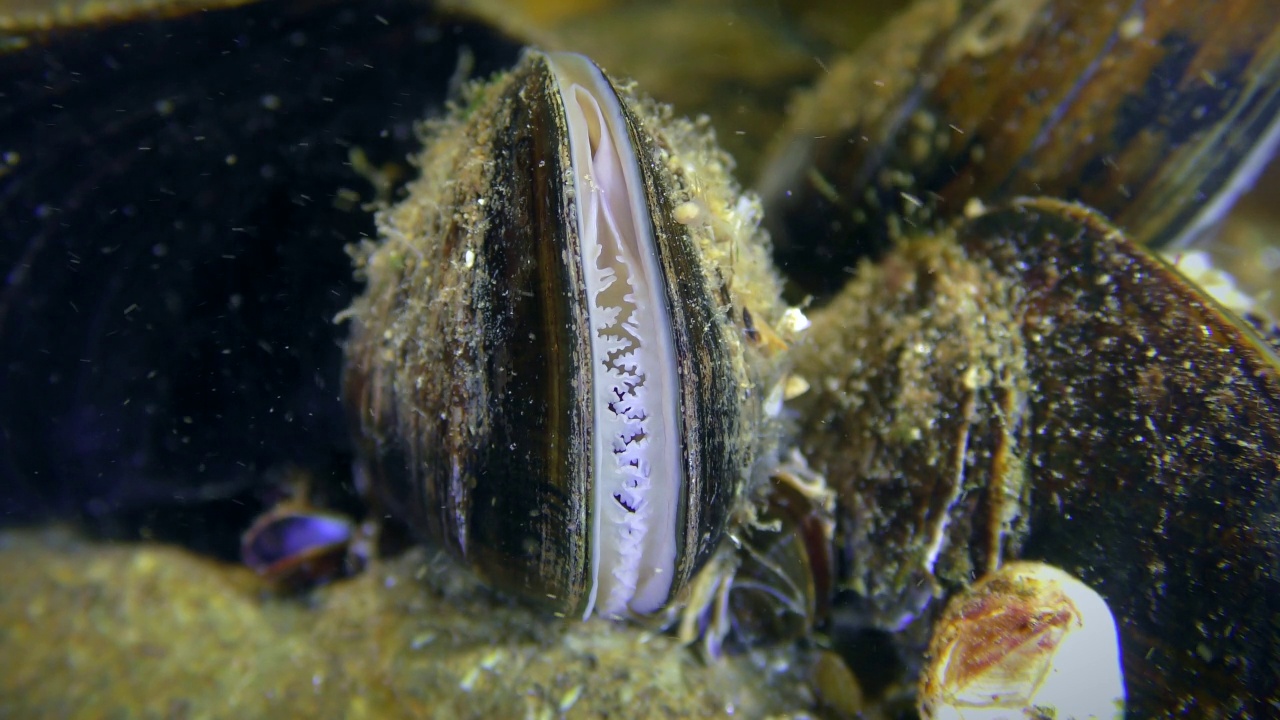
(342, 50, 788, 619)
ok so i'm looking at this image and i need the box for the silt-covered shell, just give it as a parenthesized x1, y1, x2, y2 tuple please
(342, 50, 789, 620)
(762, 0, 1280, 300)
(792, 197, 1280, 715)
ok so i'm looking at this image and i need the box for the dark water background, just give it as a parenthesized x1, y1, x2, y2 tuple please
(0, 0, 520, 557)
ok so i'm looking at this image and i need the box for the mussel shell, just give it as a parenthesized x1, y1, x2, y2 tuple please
(240, 506, 357, 590)
(344, 50, 786, 618)
(762, 0, 1280, 300)
(795, 197, 1280, 715)
(964, 198, 1280, 716)
(919, 561, 1125, 720)
(792, 224, 1032, 633)
(0, 0, 521, 553)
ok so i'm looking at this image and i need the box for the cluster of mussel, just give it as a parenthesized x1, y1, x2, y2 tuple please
(253, 0, 1280, 716)
(235, 1, 1280, 717)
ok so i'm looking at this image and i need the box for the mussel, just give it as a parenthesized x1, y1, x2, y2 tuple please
(919, 561, 1125, 720)
(789, 197, 1280, 715)
(761, 0, 1280, 300)
(0, 0, 524, 552)
(342, 50, 793, 619)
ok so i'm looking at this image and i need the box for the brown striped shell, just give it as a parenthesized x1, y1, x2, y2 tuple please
(342, 50, 791, 619)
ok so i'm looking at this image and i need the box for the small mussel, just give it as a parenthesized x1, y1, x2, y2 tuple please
(239, 467, 368, 591)
(790, 197, 1280, 715)
(241, 506, 361, 591)
(343, 50, 791, 619)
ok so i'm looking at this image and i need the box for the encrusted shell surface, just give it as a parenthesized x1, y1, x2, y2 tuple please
(762, 0, 1280, 300)
(793, 197, 1280, 714)
(342, 50, 789, 619)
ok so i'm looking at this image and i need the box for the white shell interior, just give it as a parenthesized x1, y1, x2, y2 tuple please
(547, 52, 682, 619)
(922, 561, 1126, 720)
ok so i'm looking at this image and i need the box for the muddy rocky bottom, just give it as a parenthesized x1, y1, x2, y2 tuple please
(0, 527, 813, 719)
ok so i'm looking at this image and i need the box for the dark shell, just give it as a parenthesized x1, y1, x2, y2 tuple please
(965, 199, 1280, 716)
(793, 222, 1031, 633)
(761, 0, 1280, 300)
(0, 0, 521, 556)
(343, 51, 786, 618)
(794, 197, 1280, 715)
(918, 561, 1125, 719)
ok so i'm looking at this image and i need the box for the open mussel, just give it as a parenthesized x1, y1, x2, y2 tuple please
(789, 197, 1280, 716)
(343, 50, 793, 619)
(761, 0, 1280, 300)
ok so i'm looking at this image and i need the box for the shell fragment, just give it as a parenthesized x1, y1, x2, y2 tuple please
(919, 561, 1125, 720)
